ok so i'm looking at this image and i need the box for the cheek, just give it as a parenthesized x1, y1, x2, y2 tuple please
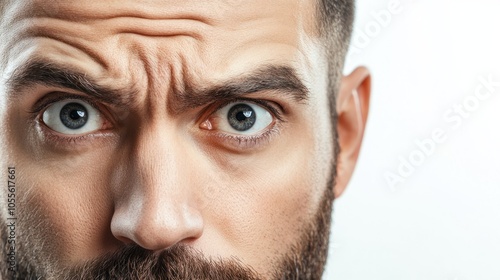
(201, 117, 332, 274)
(14, 149, 119, 266)
(1, 104, 120, 264)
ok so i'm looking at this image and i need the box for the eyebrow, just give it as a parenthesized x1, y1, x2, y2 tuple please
(6, 60, 133, 106)
(170, 64, 309, 114)
(6, 59, 309, 112)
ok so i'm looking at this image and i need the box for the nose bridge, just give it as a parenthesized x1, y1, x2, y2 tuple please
(111, 123, 203, 250)
(133, 124, 183, 196)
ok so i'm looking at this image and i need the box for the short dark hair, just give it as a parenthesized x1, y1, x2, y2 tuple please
(316, 0, 355, 192)
(317, 0, 355, 98)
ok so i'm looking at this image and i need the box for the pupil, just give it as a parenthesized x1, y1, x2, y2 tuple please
(70, 110, 85, 120)
(228, 104, 256, 131)
(236, 111, 250, 122)
(60, 103, 89, 130)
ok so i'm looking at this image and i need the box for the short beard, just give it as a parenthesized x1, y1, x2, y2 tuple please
(1, 155, 337, 280)
(62, 244, 262, 280)
(1, 157, 337, 280)
(1, 177, 335, 280)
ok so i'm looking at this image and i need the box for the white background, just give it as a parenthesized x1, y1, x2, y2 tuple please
(324, 0, 500, 279)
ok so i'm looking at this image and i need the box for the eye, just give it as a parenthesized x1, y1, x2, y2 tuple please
(41, 99, 103, 135)
(203, 102, 274, 135)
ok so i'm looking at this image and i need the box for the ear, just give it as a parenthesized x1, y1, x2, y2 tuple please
(334, 67, 371, 198)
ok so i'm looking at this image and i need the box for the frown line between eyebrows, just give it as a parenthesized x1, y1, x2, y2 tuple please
(5, 59, 310, 112)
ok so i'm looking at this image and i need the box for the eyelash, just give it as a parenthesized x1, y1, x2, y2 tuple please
(31, 93, 101, 116)
(208, 98, 285, 122)
(32, 94, 285, 149)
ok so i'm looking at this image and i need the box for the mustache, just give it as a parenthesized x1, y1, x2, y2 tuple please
(62, 244, 262, 280)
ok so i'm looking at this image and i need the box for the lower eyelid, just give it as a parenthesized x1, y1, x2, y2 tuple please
(206, 123, 281, 151)
(35, 118, 115, 147)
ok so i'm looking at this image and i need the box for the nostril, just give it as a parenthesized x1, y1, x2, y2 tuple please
(181, 237, 199, 246)
(116, 235, 135, 246)
(110, 183, 205, 250)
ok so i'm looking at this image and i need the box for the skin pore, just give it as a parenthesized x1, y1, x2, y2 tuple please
(0, 0, 370, 279)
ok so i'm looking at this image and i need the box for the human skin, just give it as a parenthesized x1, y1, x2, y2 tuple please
(0, 0, 370, 279)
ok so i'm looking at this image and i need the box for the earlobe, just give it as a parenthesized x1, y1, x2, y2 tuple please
(334, 67, 371, 198)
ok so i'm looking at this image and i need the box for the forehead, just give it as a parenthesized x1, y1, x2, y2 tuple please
(0, 0, 325, 96)
(15, 0, 318, 21)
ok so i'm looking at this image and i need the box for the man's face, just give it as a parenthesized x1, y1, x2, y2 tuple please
(0, 0, 337, 279)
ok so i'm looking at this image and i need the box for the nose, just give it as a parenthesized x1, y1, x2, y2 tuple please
(110, 125, 204, 251)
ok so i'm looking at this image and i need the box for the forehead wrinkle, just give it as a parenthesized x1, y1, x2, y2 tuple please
(4, 17, 210, 101)
(13, 0, 219, 22)
(3, 0, 320, 112)
(122, 35, 203, 118)
(9, 0, 311, 39)
(91, 17, 212, 42)
(5, 20, 110, 74)
(7, 10, 216, 83)
(14, 16, 210, 63)
(132, 43, 173, 113)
